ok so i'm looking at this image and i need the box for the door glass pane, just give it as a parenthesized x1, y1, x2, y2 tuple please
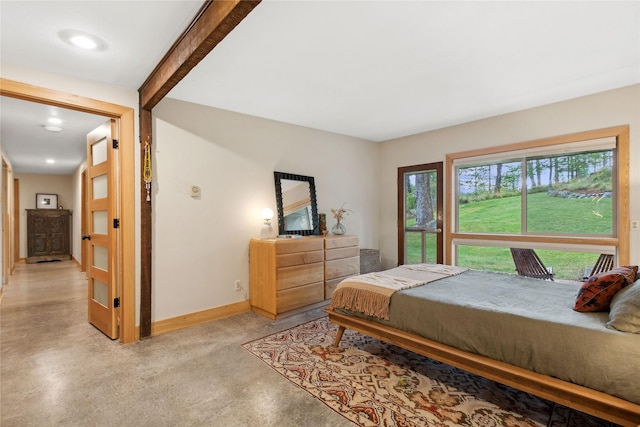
(93, 245, 108, 271)
(92, 174, 107, 200)
(405, 231, 437, 264)
(93, 210, 108, 234)
(404, 170, 437, 264)
(92, 278, 109, 307)
(92, 137, 107, 166)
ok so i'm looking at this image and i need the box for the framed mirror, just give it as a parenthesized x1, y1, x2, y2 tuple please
(274, 171, 319, 236)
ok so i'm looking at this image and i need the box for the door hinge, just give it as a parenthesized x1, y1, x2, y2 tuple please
(113, 218, 120, 228)
(114, 297, 120, 308)
(112, 139, 119, 149)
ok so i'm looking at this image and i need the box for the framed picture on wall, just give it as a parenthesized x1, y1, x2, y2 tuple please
(36, 193, 58, 209)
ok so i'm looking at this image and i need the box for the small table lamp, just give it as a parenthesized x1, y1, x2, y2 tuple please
(260, 208, 276, 239)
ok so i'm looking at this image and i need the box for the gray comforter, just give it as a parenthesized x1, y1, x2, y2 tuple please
(340, 269, 640, 404)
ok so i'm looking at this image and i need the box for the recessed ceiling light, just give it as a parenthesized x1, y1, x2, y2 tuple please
(43, 125, 63, 132)
(71, 35, 97, 49)
(48, 117, 62, 125)
(58, 29, 107, 51)
(46, 159, 56, 164)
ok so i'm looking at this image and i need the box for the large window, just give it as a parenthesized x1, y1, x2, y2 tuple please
(446, 127, 630, 280)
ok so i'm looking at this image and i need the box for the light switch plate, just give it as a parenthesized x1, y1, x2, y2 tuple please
(190, 185, 201, 199)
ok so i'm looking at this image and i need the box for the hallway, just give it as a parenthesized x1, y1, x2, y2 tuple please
(0, 261, 349, 426)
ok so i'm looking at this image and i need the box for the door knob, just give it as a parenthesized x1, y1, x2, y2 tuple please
(81, 234, 91, 240)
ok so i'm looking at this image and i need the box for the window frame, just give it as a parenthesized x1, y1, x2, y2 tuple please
(445, 126, 630, 266)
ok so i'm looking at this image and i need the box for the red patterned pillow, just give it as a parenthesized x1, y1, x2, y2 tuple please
(574, 265, 639, 312)
(618, 265, 639, 285)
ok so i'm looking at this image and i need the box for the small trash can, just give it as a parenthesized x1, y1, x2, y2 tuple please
(360, 249, 381, 274)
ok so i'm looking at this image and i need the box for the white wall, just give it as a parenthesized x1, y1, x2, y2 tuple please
(151, 98, 379, 321)
(378, 84, 640, 269)
(15, 173, 75, 259)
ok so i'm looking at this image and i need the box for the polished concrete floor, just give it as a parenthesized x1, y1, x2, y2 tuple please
(1, 261, 353, 426)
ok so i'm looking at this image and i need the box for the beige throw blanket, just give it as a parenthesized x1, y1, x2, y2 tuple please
(328, 264, 468, 320)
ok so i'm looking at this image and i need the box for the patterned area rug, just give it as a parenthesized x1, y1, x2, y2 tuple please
(243, 317, 618, 427)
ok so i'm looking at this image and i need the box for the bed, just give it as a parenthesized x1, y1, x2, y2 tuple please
(325, 264, 640, 426)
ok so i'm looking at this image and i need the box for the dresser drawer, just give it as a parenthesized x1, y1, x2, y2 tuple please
(276, 262, 324, 291)
(324, 277, 347, 300)
(324, 235, 359, 250)
(325, 246, 359, 261)
(276, 250, 324, 268)
(275, 238, 323, 254)
(325, 256, 360, 280)
(277, 282, 324, 312)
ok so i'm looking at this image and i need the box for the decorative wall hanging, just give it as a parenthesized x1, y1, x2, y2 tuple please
(36, 193, 58, 209)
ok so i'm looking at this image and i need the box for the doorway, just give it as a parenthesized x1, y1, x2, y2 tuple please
(0, 78, 136, 343)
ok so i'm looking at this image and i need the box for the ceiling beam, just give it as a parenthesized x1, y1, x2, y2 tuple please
(137, 0, 261, 339)
(139, 0, 261, 110)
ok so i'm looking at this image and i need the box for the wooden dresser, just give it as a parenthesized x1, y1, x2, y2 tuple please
(250, 235, 359, 319)
(26, 209, 71, 264)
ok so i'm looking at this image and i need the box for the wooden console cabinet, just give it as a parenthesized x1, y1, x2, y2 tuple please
(26, 209, 71, 264)
(250, 235, 359, 319)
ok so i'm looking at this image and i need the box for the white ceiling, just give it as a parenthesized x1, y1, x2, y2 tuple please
(2, 1, 639, 174)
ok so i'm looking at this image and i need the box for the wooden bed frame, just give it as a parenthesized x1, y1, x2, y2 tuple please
(325, 308, 640, 427)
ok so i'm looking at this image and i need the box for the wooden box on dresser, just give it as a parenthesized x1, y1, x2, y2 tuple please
(249, 235, 359, 319)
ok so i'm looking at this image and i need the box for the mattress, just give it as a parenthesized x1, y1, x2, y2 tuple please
(335, 269, 640, 404)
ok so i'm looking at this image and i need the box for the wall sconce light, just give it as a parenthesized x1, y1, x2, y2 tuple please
(260, 208, 276, 239)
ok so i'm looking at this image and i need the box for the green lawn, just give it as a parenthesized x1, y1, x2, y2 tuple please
(406, 192, 613, 280)
(458, 192, 611, 234)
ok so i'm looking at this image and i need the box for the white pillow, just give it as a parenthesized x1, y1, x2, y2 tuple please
(607, 279, 640, 333)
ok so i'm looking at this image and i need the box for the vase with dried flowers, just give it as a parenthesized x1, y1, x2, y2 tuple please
(330, 203, 352, 235)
